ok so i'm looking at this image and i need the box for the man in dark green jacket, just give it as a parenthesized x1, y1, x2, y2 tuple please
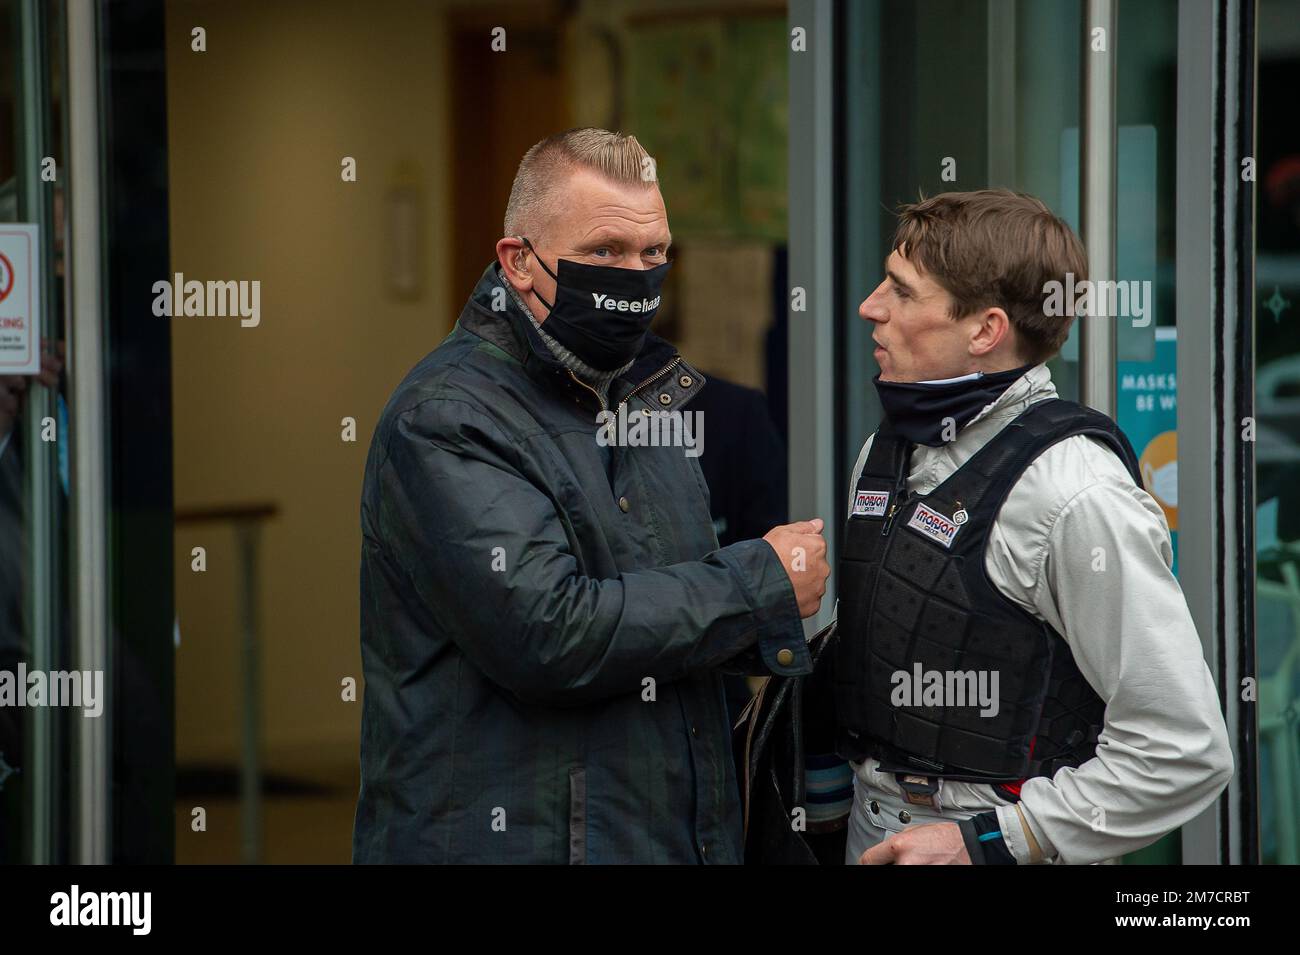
(352, 128, 828, 864)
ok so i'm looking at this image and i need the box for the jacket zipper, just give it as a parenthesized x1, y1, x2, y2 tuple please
(615, 356, 682, 417)
(881, 444, 914, 537)
(567, 369, 608, 413)
(568, 356, 685, 416)
(881, 502, 903, 537)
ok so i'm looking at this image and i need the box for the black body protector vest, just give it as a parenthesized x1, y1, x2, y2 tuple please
(834, 398, 1142, 784)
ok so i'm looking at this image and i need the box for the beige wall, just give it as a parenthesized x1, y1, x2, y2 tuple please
(167, 0, 452, 768)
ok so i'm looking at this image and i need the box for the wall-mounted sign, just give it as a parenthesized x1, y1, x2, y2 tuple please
(1118, 325, 1178, 573)
(0, 224, 40, 375)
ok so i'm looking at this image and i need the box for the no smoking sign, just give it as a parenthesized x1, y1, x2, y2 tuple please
(0, 224, 40, 374)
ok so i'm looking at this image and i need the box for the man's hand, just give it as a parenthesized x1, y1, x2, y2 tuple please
(762, 518, 830, 618)
(859, 822, 971, 864)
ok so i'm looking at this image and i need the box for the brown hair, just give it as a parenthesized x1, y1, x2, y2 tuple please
(504, 128, 656, 242)
(891, 189, 1087, 363)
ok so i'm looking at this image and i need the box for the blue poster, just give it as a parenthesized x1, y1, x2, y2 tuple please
(1117, 326, 1178, 574)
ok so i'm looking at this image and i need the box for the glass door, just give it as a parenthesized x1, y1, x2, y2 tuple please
(3, 0, 173, 864)
(815, 0, 1255, 864)
(0, 0, 70, 864)
(1253, 0, 1300, 867)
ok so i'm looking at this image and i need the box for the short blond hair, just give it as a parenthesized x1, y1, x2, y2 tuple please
(503, 128, 656, 241)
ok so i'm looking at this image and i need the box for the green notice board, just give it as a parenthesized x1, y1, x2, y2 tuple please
(625, 16, 788, 241)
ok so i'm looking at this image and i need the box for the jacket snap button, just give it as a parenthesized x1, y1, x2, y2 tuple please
(898, 810, 912, 824)
(869, 800, 880, 814)
(658, 392, 672, 405)
(618, 496, 630, 513)
(776, 648, 795, 666)
(679, 374, 693, 388)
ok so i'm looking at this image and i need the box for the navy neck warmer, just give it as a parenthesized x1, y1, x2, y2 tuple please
(873, 364, 1035, 447)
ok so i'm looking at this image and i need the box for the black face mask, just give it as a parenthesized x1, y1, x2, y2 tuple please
(872, 364, 1035, 447)
(521, 237, 671, 371)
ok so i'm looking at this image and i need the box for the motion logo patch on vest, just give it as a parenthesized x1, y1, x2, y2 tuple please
(852, 489, 890, 517)
(906, 502, 961, 548)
